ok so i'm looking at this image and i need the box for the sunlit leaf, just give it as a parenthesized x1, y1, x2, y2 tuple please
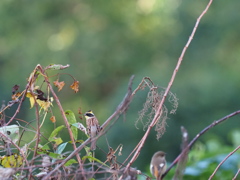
(54, 137, 63, 145)
(36, 99, 53, 112)
(26, 91, 36, 109)
(0, 154, 23, 168)
(65, 110, 78, 140)
(70, 81, 79, 93)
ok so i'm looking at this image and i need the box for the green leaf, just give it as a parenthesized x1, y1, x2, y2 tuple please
(65, 110, 78, 141)
(64, 159, 78, 166)
(56, 142, 68, 155)
(41, 144, 50, 150)
(82, 156, 108, 167)
(48, 125, 64, 142)
(54, 137, 63, 145)
(48, 152, 63, 159)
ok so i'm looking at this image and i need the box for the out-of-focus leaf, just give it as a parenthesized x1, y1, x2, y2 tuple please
(0, 125, 19, 143)
(82, 156, 108, 167)
(45, 64, 70, 70)
(70, 81, 79, 93)
(48, 125, 64, 142)
(65, 110, 78, 140)
(26, 91, 36, 109)
(48, 152, 63, 159)
(53, 79, 65, 91)
(72, 122, 87, 135)
(0, 154, 23, 168)
(12, 85, 20, 94)
(56, 142, 68, 155)
(64, 159, 78, 166)
(53, 137, 63, 145)
(230, 129, 240, 147)
(50, 116, 56, 123)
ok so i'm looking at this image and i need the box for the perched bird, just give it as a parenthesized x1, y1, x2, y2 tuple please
(150, 151, 167, 180)
(84, 110, 101, 151)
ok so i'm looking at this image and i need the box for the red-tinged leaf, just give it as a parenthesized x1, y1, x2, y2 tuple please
(70, 81, 79, 93)
(53, 79, 65, 92)
(50, 116, 56, 123)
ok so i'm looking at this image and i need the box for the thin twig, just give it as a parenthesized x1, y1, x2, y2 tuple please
(164, 110, 240, 176)
(42, 75, 134, 180)
(0, 132, 29, 167)
(208, 145, 240, 180)
(173, 126, 189, 180)
(123, 0, 214, 175)
(233, 168, 240, 180)
(36, 65, 84, 170)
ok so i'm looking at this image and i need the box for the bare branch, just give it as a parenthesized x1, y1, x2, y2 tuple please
(208, 145, 240, 180)
(173, 126, 189, 180)
(123, 0, 214, 175)
(233, 168, 240, 180)
(164, 109, 240, 176)
(42, 75, 135, 180)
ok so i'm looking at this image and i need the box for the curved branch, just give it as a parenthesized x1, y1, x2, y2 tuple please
(209, 145, 240, 180)
(164, 110, 240, 177)
(123, 0, 214, 175)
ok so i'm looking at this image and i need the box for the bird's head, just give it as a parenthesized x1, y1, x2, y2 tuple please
(84, 110, 95, 119)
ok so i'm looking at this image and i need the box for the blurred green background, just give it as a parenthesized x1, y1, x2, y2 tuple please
(0, 0, 240, 179)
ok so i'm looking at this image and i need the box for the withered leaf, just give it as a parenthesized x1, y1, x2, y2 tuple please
(11, 92, 21, 101)
(36, 89, 47, 101)
(50, 116, 56, 123)
(12, 85, 20, 94)
(70, 81, 79, 93)
(53, 79, 65, 92)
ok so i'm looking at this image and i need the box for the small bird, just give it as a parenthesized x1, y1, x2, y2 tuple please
(150, 151, 167, 180)
(84, 110, 101, 151)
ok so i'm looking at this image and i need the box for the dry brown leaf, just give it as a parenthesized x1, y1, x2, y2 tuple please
(11, 92, 21, 100)
(50, 116, 56, 123)
(53, 79, 65, 92)
(70, 81, 79, 93)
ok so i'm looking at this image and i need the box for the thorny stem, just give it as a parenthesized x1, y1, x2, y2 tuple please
(123, 0, 214, 175)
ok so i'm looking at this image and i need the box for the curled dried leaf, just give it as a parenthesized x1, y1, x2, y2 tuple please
(12, 85, 20, 94)
(70, 81, 79, 93)
(50, 116, 56, 123)
(53, 79, 65, 92)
